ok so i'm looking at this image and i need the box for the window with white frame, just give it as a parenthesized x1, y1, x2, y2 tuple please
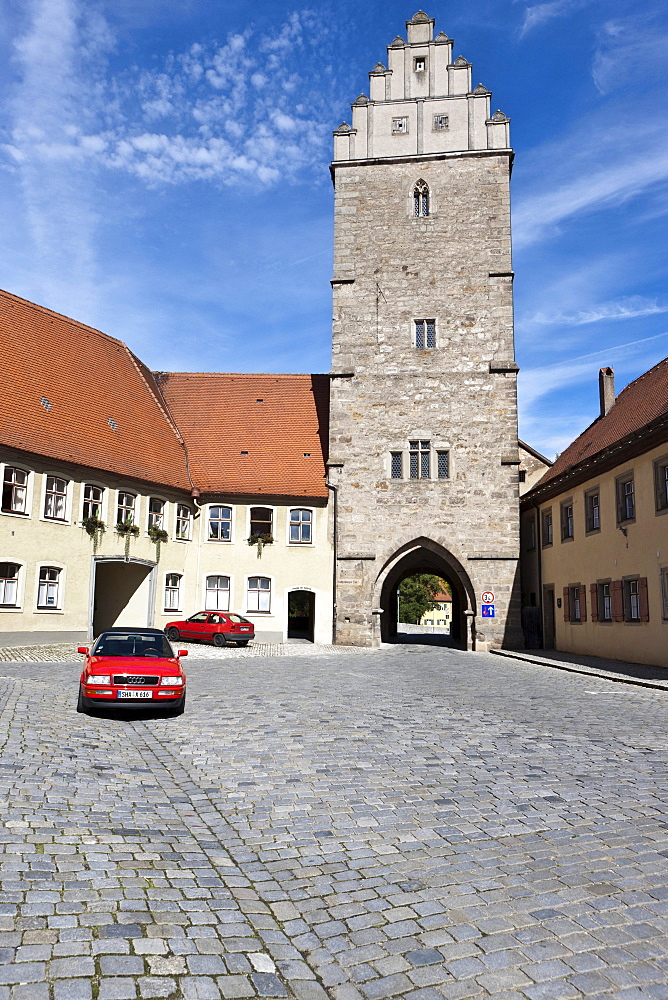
(148, 497, 165, 529)
(247, 576, 271, 612)
(414, 319, 435, 349)
(392, 117, 408, 134)
(655, 457, 668, 512)
(164, 573, 182, 611)
(208, 506, 232, 541)
(37, 566, 61, 609)
(82, 484, 103, 520)
(616, 473, 635, 523)
(433, 114, 449, 130)
(0, 563, 20, 606)
(623, 578, 641, 622)
(116, 492, 136, 526)
(176, 504, 192, 540)
(44, 476, 68, 521)
(2, 467, 28, 515)
(206, 575, 230, 611)
(662, 568, 668, 621)
(289, 509, 312, 544)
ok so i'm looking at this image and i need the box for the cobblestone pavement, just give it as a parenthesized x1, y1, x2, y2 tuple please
(0, 647, 667, 1000)
(0, 643, 374, 663)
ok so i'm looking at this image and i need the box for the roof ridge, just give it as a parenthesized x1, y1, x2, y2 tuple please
(0, 288, 127, 351)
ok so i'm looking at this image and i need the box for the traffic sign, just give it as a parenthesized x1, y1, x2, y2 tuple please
(481, 604, 495, 617)
(481, 591, 494, 604)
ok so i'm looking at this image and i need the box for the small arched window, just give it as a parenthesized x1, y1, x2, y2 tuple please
(414, 179, 429, 218)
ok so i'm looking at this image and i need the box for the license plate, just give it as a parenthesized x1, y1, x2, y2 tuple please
(117, 690, 152, 699)
(240, 627, 250, 631)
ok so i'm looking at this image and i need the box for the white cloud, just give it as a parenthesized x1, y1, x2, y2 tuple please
(593, 14, 668, 94)
(525, 296, 668, 328)
(518, 0, 587, 37)
(514, 135, 668, 248)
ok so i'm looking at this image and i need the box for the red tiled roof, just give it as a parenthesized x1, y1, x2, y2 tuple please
(157, 373, 330, 498)
(530, 357, 668, 493)
(0, 289, 191, 490)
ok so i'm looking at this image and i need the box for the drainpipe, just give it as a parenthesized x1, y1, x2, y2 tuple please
(326, 480, 338, 644)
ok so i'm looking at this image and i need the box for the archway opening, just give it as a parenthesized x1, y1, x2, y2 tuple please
(377, 540, 474, 649)
(287, 590, 315, 643)
(92, 559, 154, 638)
(396, 573, 454, 645)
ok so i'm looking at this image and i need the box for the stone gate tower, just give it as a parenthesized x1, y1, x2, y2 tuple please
(328, 10, 522, 650)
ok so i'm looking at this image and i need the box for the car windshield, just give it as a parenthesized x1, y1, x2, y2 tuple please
(93, 633, 175, 658)
(227, 614, 250, 623)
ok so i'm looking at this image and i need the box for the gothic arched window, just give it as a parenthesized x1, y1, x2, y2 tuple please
(414, 179, 429, 218)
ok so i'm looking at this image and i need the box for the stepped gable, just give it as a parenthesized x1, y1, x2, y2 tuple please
(532, 356, 668, 491)
(157, 372, 330, 499)
(0, 289, 191, 491)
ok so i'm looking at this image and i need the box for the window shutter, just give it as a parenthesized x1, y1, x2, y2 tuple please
(639, 577, 650, 622)
(611, 580, 624, 622)
(590, 583, 599, 622)
(562, 586, 570, 622)
(580, 584, 587, 622)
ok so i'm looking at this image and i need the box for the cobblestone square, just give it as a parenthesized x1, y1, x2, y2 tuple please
(0, 647, 667, 998)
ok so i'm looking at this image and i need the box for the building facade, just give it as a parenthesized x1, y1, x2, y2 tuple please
(328, 11, 522, 649)
(521, 363, 668, 667)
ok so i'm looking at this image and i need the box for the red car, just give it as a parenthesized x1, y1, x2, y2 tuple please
(165, 612, 254, 647)
(77, 627, 187, 715)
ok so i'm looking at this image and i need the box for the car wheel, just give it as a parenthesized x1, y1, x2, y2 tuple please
(213, 633, 227, 647)
(166, 695, 186, 717)
(166, 627, 180, 641)
(76, 687, 89, 714)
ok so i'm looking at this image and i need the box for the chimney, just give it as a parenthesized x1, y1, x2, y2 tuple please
(599, 367, 615, 417)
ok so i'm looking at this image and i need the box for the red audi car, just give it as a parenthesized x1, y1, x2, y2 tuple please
(165, 611, 254, 647)
(77, 627, 187, 715)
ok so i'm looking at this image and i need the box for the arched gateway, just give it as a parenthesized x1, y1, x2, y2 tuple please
(328, 11, 522, 651)
(375, 538, 475, 649)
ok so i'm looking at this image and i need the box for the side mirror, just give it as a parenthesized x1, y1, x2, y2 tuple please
(178, 650, 188, 657)
(77, 647, 89, 655)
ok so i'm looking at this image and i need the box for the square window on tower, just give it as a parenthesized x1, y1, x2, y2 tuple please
(433, 114, 449, 131)
(392, 117, 408, 134)
(414, 57, 426, 73)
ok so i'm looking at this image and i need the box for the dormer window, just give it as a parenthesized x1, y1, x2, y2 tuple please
(392, 117, 408, 134)
(413, 179, 429, 218)
(414, 57, 426, 73)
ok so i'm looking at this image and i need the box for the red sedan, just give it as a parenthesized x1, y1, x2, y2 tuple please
(165, 612, 254, 647)
(77, 627, 187, 715)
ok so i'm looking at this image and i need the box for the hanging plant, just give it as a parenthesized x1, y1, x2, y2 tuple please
(116, 519, 140, 560)
(148, 525, 168, 562)
(81, 516, 106, 553)
(247, 532, 273, 557)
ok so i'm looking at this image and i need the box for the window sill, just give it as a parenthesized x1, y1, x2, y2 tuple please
(41, 517, 69, 525)
(561, 536, 574, 543)
(206, 538, 232, 543)
(1, 510, 29, 518)
(0, 606, 22, 612)
(34, 608, 64, 614)
(655, 507, 668, 517)
(585, 528, 601, 536)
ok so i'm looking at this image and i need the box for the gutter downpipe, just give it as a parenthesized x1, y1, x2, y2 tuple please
(326, 480, 338, 645)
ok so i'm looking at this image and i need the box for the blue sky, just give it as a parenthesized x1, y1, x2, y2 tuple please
(0, 0, 667, 459)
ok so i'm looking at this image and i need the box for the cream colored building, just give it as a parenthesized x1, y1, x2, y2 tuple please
(521, 363, 668, 667)
(0, 292, 332, 645)
(420, 592, 452, 630)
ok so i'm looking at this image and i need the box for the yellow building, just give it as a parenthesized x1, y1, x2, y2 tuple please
(521, 362, 668, 667)
(420, 591, 452, 631)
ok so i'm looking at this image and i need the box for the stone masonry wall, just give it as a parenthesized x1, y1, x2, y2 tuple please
(329, 153, 522, 648)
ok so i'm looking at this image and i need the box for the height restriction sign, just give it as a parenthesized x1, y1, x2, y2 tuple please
(482, 591, 494, 604)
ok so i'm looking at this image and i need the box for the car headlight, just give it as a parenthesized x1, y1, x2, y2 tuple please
(160, 676, 183, 686)
(88, 675, 111, 685)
